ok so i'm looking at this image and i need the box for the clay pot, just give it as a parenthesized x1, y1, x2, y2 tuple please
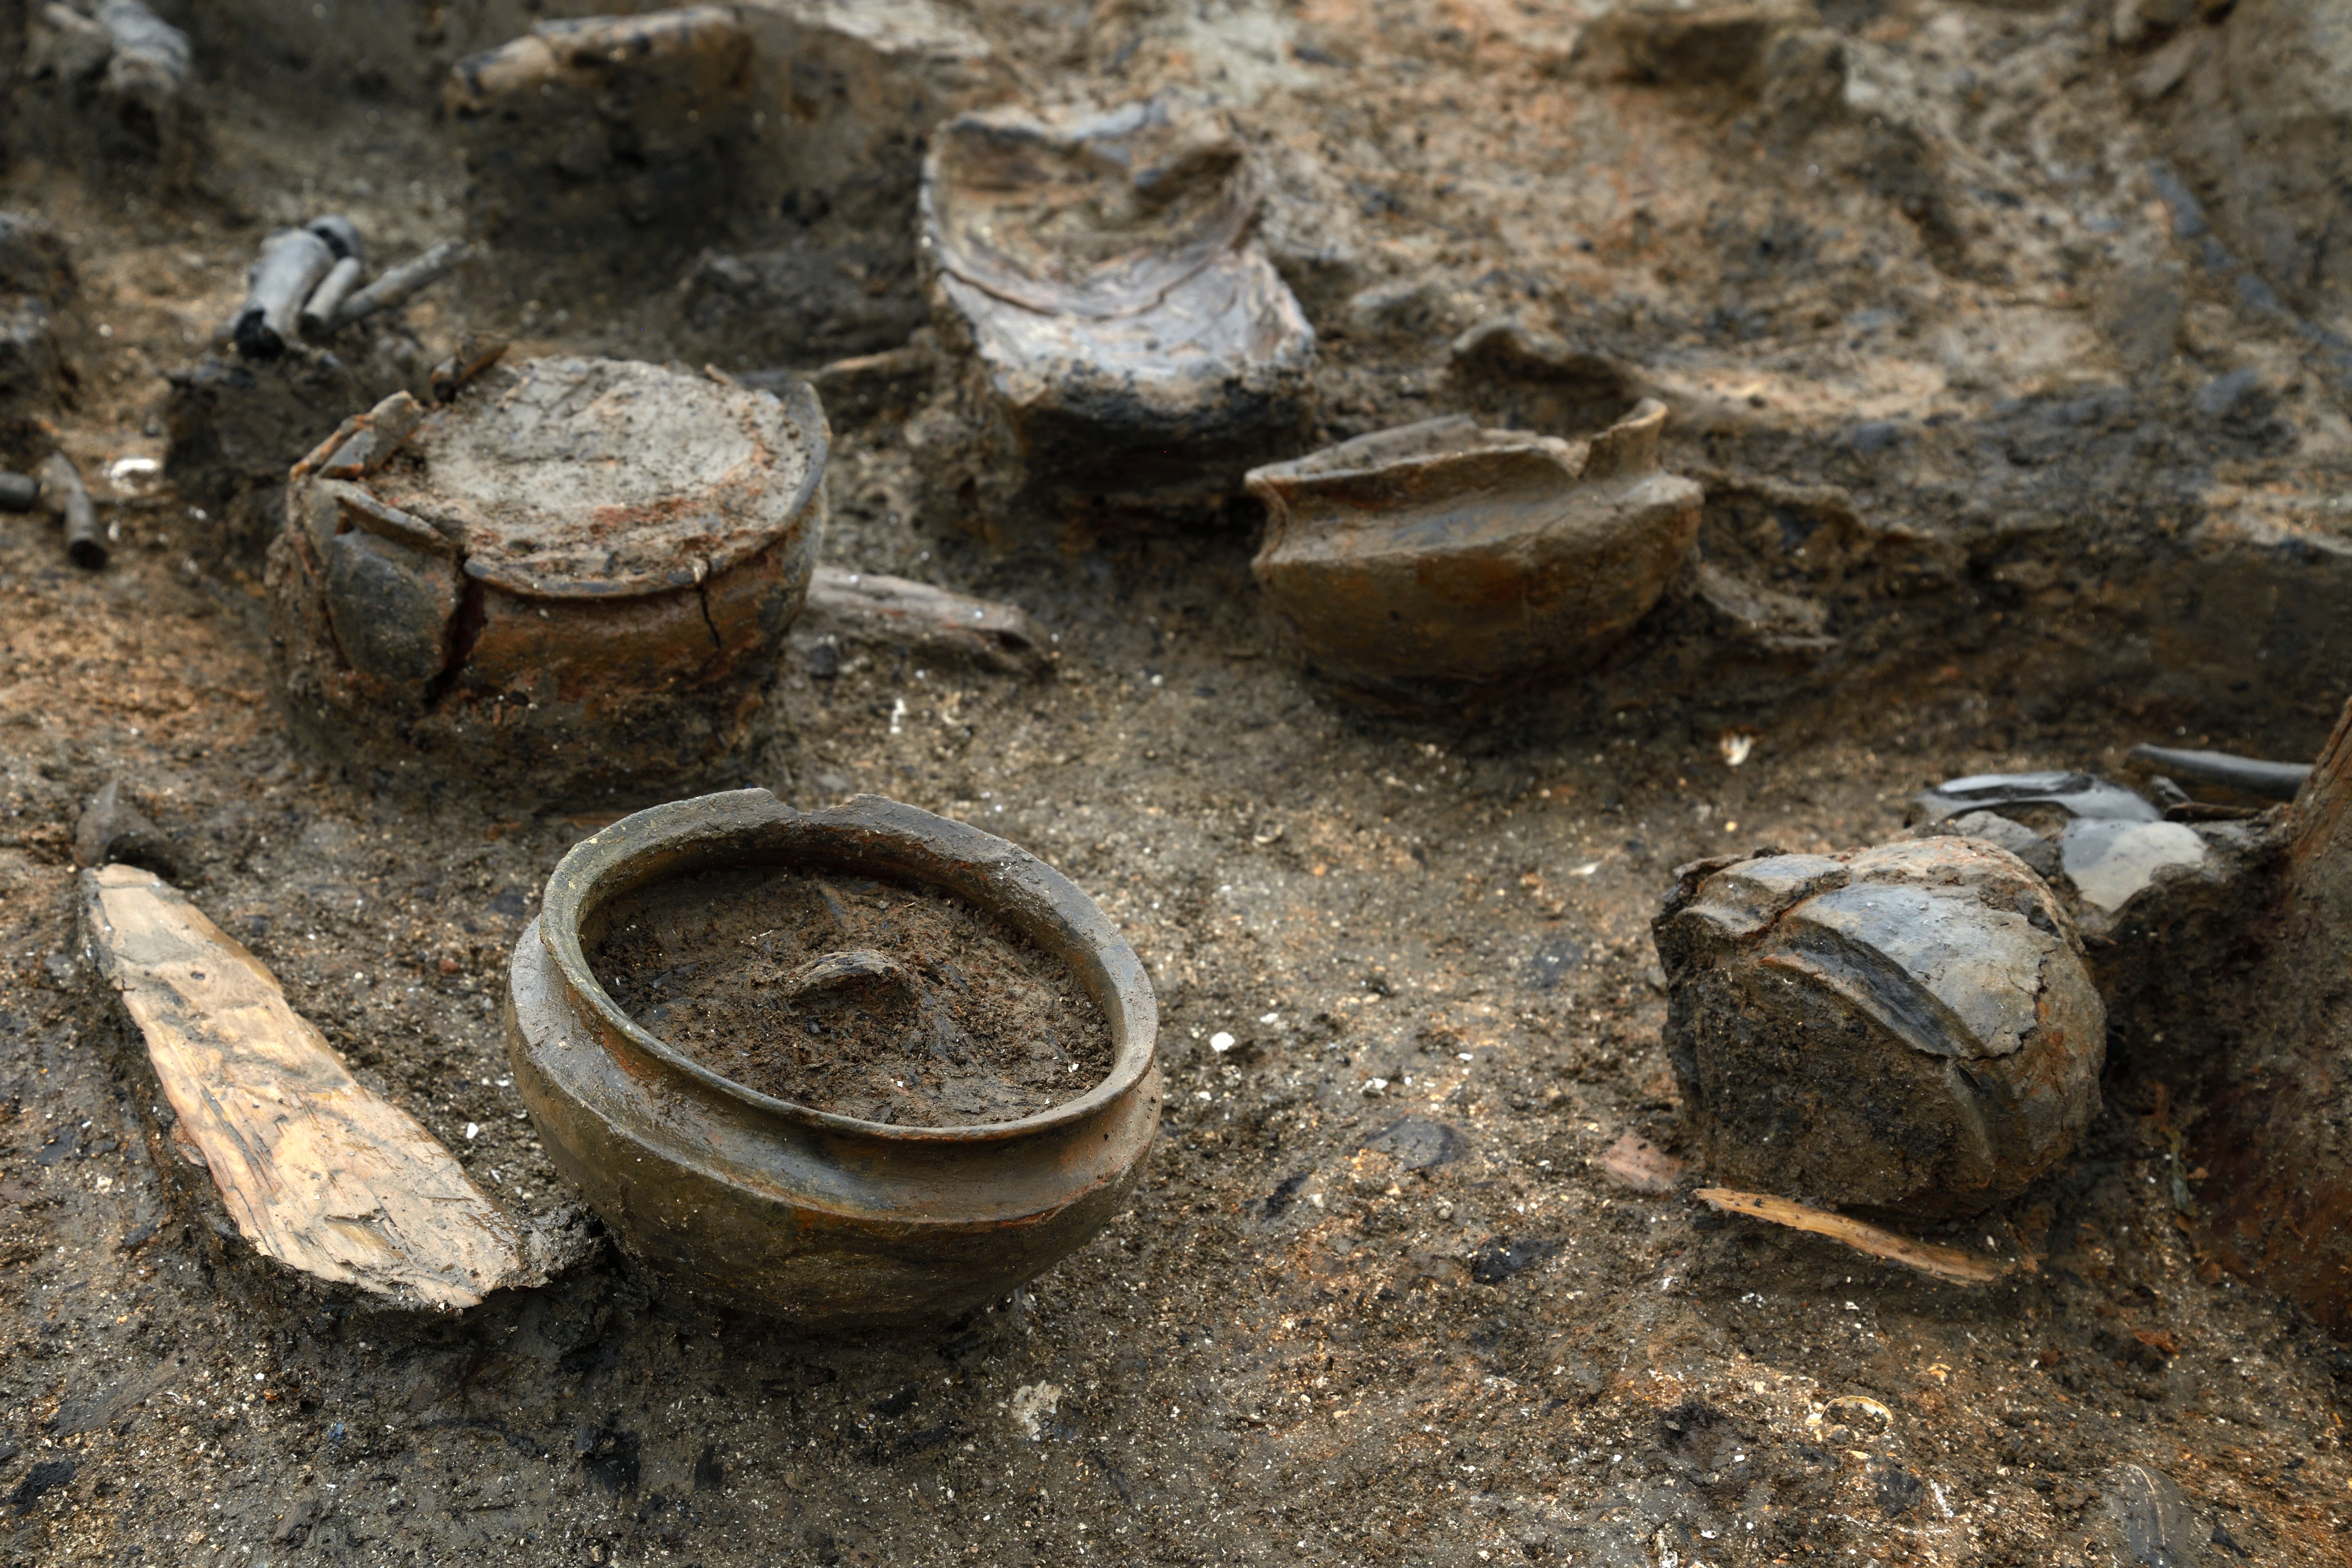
(506, 789, 1161, 1326)
(268, 355, 827, 802)
(910, 99, 1316, 524)
(1654, 837, 2106, 1217)
(1245, 399, 1703, 706)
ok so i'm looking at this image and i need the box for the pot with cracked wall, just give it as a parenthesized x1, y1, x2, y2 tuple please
(1245, 399, 1702, 709)
(265, 356, 827, 803)
(908, 98, 1317, 529)
(1654, 837, 2107, 1218)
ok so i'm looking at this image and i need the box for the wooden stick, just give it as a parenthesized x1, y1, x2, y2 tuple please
(233, 228, 334, 360)
(803, 566, 1050, 673)
(1693, 1187, 2026, 1286)
(2125, 742, 2309, 802)
(299, 255, 364, 340)
(79, 865, 523, 1309)
(329, 239, 473, 331)
(36, 451, 104, 569)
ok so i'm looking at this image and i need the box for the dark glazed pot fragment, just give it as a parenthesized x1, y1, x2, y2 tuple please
(506, 789, 1160, 1326)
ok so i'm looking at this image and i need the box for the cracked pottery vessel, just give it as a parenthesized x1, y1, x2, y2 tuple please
(1654, 837, 2106, 1217)
(266, 355, 826, 803)
(1245, 398, 1702, 709)
(909, 98, 1316, 526)
(507, 789, 1162, 1326)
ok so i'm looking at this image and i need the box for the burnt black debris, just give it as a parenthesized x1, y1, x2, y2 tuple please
(2125, 743, 2310, 802)
(36, 450, 104, 568)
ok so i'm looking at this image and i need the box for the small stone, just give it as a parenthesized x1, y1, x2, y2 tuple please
(1656, 838, 2105, 1215)
(1841, 419, 1904, 454)
(2059, 818, 2207, 912)
(2090, 1462, 2206, 1568)
(2190, 366, 2271, 426)
(1926, 809, 2061, 880)
(1359, 1117, 1463, 1169)
(72, 778, 181, 880)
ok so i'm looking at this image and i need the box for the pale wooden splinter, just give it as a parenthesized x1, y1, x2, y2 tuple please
(80, 865, 522, 1308)
(1694, 1187, 2031, 1287)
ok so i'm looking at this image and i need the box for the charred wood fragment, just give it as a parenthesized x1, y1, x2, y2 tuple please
(330, 240, 471, 333)
(37, 450, 104, 568)
(232, 229, 335, 360)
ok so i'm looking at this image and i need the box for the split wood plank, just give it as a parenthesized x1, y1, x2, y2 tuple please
(1693, 1187, 2030, 1287)
(80, 864, 521, 1308)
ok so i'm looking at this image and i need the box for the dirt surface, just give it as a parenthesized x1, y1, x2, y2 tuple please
(591, 865, 1114, 1125)
(4, 0, 2352, 1565)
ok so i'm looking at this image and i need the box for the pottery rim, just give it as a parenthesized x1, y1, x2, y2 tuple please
(533, 787, 1158, 1145)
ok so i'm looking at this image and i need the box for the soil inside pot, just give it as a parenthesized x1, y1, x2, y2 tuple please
(589, 863, 1115, 1126)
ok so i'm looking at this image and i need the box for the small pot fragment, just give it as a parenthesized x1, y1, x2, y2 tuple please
(1910, 769, 2213, 917)
(1655, 837, 2105, 1217)
(1246, 400, 1702, 707)
(267, 356, 827, 802)
(20, 0, 197, 180)
(911, 100, 1316, 527)
(507, 789, 1161, 1327)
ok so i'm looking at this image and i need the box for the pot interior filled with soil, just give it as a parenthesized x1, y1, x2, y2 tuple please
(590, 862, 1116, 1127)
(508, 788, 1160, 1325)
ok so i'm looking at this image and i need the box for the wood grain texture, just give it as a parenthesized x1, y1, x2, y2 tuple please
(80, 864, 521, 1309)
(1694, 1187, 2026, 1287)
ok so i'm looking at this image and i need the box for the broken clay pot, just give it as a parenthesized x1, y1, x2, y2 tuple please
(267, 356, 827, 803)
(1246, 400, 1703, 707)
(910, 99, 1316, 525)
(1911, 769, 2212, 918)
(506, 789, 1161, 1326)
(446, 7, 755, 255)
(1655, 837, 2106, 1217)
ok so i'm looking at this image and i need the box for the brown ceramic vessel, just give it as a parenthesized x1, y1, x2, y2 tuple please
(506, 789, 1161, 1327)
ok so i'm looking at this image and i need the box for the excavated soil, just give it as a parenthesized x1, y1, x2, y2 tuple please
(4, 1, 2352, 1566)
(590, 865, 1115, 1125)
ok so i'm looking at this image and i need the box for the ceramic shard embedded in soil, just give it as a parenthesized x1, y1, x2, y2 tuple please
(265, 355, 827, 803)
(909, 99, 1317, 526)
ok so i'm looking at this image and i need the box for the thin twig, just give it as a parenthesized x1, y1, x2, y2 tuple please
(1694, 1187, 2031, 1287)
